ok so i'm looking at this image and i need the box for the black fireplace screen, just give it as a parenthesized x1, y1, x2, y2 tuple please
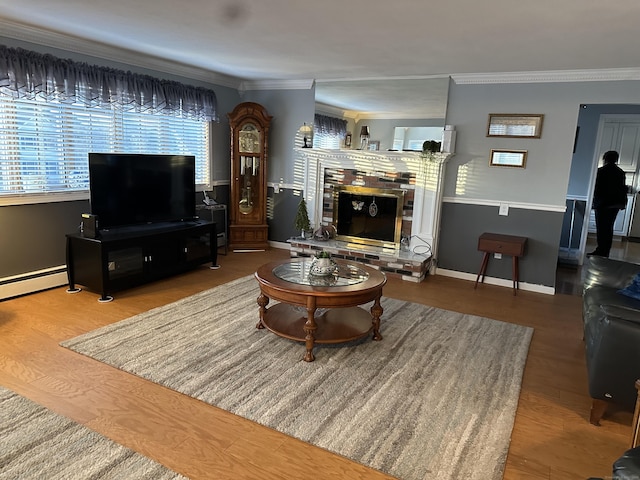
(333, 186, 404, 248)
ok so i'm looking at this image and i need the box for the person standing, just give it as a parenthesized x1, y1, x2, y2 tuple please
(588, 150, 628, 258)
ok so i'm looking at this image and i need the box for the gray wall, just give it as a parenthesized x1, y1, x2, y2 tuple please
(440, 80, 640, 288)
(438, 203, 563, 287)
(243, 87, 316, 186)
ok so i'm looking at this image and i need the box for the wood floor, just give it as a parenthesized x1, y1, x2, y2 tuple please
(0, 246, 634, 479)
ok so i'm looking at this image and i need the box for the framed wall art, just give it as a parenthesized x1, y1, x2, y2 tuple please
(487, 114, 544, 138)
(489, 149, 528, 168)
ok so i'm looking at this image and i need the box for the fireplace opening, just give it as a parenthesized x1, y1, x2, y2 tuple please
(333, 185, 405, 249)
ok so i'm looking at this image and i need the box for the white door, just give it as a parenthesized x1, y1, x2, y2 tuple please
(580, 115, 640, 260)
(598, 119, 640, 173)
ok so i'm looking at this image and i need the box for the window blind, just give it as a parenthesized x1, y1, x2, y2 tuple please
(0, 96, 210, 198)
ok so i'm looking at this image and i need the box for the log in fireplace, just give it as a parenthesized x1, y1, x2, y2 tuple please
(333, 185, 405, 249)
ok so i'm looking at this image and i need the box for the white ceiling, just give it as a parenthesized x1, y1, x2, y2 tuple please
(2, 0, 640, 118)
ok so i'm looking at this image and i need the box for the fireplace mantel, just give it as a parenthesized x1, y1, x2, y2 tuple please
(295, 148, 452, 272)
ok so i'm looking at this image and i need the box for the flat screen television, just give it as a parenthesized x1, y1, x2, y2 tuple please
(88, 153, 196, 230)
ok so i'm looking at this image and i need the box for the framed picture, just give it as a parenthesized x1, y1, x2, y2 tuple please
(490, 149, 528, 168)
(368, 140, 380, 151)
(344, 133, 352, 148)
(487, 114, 544, 138)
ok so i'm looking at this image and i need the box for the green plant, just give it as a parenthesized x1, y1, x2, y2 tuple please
(294, 198, 311, 233)
(316, 251, 331, 258)
(421, 140, 442, 162)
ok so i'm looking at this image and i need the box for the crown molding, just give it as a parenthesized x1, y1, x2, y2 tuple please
(314, 102, 355, 119)
(240, 78, 315, 91)
(6, 17, 640, 99)
(0, 18, 242, 89)
(452, 68, 640, 85)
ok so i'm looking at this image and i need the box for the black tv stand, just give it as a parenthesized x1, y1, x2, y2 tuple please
(66, 220, 218, 302)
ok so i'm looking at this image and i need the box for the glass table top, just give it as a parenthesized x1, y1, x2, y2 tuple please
(273, 259, 369, 287)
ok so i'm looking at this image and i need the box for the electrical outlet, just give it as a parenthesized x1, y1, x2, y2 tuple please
(494, 253, 502, 259)
(499, 203, 509, 216)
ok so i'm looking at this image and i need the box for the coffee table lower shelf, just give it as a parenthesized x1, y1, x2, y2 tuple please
(260, 304, 374, 344)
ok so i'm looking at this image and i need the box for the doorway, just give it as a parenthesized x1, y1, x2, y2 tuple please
(560, 106, 640, 267)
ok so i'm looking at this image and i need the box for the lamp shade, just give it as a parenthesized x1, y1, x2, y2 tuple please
(299, 122, 313, 148)
(360, 126, 370, 137)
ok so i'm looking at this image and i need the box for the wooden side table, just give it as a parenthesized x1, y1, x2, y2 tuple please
(474, 232, 527, 295)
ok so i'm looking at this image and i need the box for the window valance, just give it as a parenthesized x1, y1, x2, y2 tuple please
(0, 45, 218, 121)
(314, 113, 347, 136)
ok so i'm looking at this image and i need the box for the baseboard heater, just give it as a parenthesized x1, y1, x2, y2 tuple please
(0, 266, 68, 301)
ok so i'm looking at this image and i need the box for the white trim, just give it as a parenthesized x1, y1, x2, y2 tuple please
(0, 191, 89, 206)
(269, 241, 290, 250)
(241, 79, 315, 91)
(211, 179, 230, 187)
(317, 74, 450, 83)
(315, 102, 352, 119)
(442, 196, 565, 213)
(267, 181, 299, 191)
(0, 267, 67, 300)
(435, 268, 555, 295)
(452, 68, 640, 85)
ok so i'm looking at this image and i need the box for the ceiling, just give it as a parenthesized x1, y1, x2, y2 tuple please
(2, 0, 640, 118)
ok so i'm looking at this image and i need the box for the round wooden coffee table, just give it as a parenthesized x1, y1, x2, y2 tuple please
(254, 258, 386, 362)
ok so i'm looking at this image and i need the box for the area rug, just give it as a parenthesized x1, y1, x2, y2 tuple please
(61, 275, 533, 480)
(0, 386, 185, 479)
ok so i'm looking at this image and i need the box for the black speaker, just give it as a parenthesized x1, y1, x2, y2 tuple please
(81, 213, 99, 238)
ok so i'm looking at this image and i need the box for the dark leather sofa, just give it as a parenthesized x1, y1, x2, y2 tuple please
(582, 256, 640, 425)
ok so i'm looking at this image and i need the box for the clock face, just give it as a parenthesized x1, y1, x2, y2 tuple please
(239, 123, 260, 153)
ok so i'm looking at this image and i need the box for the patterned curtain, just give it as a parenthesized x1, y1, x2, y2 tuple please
(0, 45, 218, 121)
(314, 113, 347, 136)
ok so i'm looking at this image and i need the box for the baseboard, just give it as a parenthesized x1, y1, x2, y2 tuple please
(0, 266, 67, 301)
(435, 268, 555, 295)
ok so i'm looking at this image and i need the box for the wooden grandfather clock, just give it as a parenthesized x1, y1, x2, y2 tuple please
(228, 102, 272, 250)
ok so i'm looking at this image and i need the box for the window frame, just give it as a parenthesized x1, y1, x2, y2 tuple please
(0, 95, 212, 206)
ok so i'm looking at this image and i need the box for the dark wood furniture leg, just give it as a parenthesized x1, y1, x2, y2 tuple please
(590, 398, 609, 426)
(303, 296, 317, 362)
(65, 236, 81, 294)
(474, 252, 490, 289)
(370, 295, 384, 341)
(256, 293, 269, 329)
(512, 256, 519, 295)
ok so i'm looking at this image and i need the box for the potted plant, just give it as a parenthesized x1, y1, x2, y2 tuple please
(294, 198, 311, 238)
(421, 140, 442, 161)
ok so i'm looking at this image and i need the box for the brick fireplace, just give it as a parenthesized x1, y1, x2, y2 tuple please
(291, 148, 452, 282)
